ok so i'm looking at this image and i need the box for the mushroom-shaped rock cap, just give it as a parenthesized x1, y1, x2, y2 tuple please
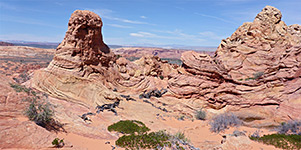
(254, 6, 282, 24)
(57, 10, 109, 60)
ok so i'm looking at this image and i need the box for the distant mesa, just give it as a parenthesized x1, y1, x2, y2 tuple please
(0, 41, 14, 46)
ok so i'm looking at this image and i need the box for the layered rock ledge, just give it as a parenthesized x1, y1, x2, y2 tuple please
(168, 6, 301, 126)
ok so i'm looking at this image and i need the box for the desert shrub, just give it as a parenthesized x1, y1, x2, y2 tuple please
(195, 109, 206, 120)
(25, 99, 53, 127)
(210, 113, 242, 133)
(108, 120, 192, 150)
(10, 83, 31, 93)
(173, 132, 190, 143)
(116, 54, 122, 59)
(108, 120, 150, 135)
(177, 115, 185, 121)
(250, 134, 301, 150)
(161, 58, 183, 66)
(52, 138, 65, 148)
(277, 120, 301, 135)
(253, 71, 264, 79)
(25, 98, 65, 132)
(116, 130, 172, 150)
(250, 130, 261, 138)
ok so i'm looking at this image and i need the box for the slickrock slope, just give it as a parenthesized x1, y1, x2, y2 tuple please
(0, 46, 54, 83)
(0, 74, 56, 149)
(169, 6, 301, 127)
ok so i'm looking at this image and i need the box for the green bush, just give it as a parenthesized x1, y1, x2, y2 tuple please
(108, 120, 150, 135)
(52, 138, 65, 148)
(116, 130, 172, 150)
(116, 54, 122, 59)
(250, 134, 301, 150)
(10, 83, 31, 93)
(195, 109, 206, 120)
(108, 120, 190, 150)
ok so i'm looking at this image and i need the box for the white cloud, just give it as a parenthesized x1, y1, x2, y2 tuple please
(130, 32, 156, 37)
(107, 24, 132, 28)
(199, 31, 226, 40)
(195, 12, 236, 24)
(105, 16, 147, 24)
(130, 30, 205, 43)
(91, 9, 148, 25)
(140, 16, 147, 19)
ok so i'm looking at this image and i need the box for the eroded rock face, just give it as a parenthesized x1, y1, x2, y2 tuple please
(31, 10, 121, 107)
(168, 6, 301, 126)
(30, 10, 175, 108)
(47, 10, 114, 77)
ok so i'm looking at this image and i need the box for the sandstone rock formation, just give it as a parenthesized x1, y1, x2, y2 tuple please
(30, 10, 177, 108)
(47, 10, 113, 77)
(112, 47, 215, 59)
(31, 10, 121, 107)
(168, 6, 301, 126)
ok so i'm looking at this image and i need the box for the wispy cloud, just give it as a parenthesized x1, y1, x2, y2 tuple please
(140, 16, 147, 19)
(0, 15, 64, 29)
(199, 31, 226, 40)
(90, 9, 149, 25)
(130, 32, 156, 37)
(195, 13, 236, 24)
(130, 30, 205, 43)
(107, 24, 132, 28)
(0, 33, 63, 42)
(152, 29, 199, 39)
(105, 16, 147, 24)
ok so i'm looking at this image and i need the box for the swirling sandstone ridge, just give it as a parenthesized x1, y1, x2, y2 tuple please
(31, 10, 177, 107)
(169, 6, 301, 126)
(31, 6, 300, 127)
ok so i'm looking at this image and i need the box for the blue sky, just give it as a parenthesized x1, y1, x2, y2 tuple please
(0, 0, 300, 47)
